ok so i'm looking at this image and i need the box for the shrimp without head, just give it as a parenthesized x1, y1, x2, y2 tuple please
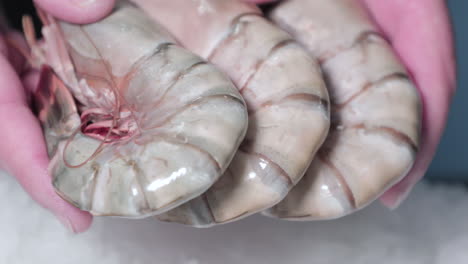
(266, 0, 421, 219)
(132, 0, 330, 226)
(30, 1, 248, 217)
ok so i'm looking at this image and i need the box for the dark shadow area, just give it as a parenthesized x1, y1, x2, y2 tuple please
(3, 0, 41, 33)
(427, 0, 468, 181)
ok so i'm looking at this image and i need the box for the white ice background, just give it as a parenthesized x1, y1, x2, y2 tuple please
(1, 170, 468, 264)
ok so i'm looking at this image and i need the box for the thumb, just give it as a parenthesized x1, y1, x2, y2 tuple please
(33, 0, 116, 24)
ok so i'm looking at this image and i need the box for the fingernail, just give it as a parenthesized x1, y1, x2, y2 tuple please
(56, 215, 77, 233)
(392, 191, 411, 210)
(384, 189, 412, 210)
(71, 0, 97, 7)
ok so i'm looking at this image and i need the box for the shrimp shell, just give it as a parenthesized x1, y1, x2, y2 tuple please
(266, 0, 421, 220)
(32, 1, 248, 217)
(133, 0, 330, 226)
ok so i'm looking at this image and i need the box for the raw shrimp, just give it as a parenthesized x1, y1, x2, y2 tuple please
(28, 1, 248, 217)
(132, 0, 330, 226)
(266, 0, 421, 219)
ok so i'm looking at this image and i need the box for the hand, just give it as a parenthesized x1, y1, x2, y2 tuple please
(1, 0, 454, 234)
(0, 0, 115, 233)
(359, 0, 456, 208)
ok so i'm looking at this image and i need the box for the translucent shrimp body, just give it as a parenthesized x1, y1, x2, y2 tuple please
(33, 2, 248, 217)
(133, 0, 330, 226)
(266, 0, 421, 220)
